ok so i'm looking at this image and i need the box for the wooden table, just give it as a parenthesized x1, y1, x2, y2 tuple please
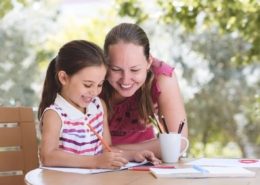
(25, 160, 260, 185)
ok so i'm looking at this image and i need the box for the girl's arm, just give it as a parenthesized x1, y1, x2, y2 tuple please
(100, 99, 112, 151)
(39, 109, 127, 169)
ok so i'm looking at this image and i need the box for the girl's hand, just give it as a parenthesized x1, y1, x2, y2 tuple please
(95, 151, 128, 169)
(133, 150, 161, 165)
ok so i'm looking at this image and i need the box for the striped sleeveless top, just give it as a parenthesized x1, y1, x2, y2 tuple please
(43, 94, 104, 156)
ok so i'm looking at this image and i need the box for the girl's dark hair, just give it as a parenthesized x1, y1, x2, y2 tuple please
(103, 23, 154, 123)
(38, 40, 106, 119)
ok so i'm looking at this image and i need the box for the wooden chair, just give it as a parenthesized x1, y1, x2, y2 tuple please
(0, 107, 39, 185)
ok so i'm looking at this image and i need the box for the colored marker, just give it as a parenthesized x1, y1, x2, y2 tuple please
(129, 165, 175, 171)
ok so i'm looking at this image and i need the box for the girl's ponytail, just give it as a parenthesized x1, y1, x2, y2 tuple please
(38, 58, 60, 119)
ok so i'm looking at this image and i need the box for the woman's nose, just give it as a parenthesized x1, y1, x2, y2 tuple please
(121, 71, 131, 83)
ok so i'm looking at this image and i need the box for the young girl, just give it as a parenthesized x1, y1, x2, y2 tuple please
(38, 40, 160, 169)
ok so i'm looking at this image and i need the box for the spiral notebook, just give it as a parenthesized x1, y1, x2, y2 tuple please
(150, 166, 256, 178)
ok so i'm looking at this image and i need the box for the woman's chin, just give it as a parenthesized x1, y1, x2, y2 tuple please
(117, 89, 136, 97)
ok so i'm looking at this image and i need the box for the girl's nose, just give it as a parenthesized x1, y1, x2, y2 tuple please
(90, 87, 99, 96)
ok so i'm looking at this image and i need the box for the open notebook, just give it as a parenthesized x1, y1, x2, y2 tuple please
(41, 161, 148, 174)
(150, 166, 256, 178)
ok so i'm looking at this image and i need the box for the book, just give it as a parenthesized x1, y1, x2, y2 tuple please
(41, 161, 148, 174)
(150, 166, 256, 178)
(187, 158, 260, 168)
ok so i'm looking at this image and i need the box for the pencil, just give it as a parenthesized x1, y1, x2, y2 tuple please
(153, 114, 165, 133)
(87, 124, 112, 152)
(161, 115, 169, 134)
(149, 116, 162, 133)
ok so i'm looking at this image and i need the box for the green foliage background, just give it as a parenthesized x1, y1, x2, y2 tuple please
(0, 0, 259, 157)
(116, 0, 260, 157)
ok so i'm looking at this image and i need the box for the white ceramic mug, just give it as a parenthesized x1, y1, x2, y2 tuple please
(159, 132, 189, 163)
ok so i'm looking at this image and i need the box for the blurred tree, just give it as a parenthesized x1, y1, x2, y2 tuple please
(184, 31, 260, 157)
(0, 0, 27, 18)
(0, 0, 117, 107)
(116, 0, 260, 64)
(0, 1, 57, 107)
(115, 0, 260, 157)
(148, 24, 260, 157)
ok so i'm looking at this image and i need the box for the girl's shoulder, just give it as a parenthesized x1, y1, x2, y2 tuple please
(41, 103, 63, 120)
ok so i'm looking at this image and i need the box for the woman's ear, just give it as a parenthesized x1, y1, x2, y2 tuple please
(57, 71, 68, 85)
(147, 55, 153, 70)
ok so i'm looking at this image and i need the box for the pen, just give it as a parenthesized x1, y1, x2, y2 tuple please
(87, 124, 112, 152)
(192, 165, 209, 174)
(161, 115, 169, 134)
(177, 121, 185, 134)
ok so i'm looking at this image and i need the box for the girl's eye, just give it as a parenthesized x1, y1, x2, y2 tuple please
(110, 68, 121, 72)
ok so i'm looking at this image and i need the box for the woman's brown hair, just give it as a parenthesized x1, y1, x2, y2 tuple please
(103, 23, 154, 123)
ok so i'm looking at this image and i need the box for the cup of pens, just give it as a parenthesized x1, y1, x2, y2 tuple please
(159, 132, 189, 163)
(149, 116, 189, 163)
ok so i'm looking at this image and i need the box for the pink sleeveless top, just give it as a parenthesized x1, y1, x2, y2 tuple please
(109, 58, 174, 145)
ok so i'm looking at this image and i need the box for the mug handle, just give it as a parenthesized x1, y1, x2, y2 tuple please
(179, 136, 189, 157)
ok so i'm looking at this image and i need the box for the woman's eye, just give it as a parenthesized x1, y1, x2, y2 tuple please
(84, 84, 92, 88)
(131, 69, 140, 72)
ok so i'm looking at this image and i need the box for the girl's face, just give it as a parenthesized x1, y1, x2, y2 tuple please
(107, 42, 151, 100)
(59, 65, 106, 113)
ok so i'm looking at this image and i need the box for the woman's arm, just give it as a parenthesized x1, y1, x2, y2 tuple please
(101, 99, 160, 162)
(156, 71, 188, 137)
(108, 71, 187, 159)
(114, 139, 161, 158)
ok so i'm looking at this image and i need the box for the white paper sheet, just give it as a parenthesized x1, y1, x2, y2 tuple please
(41, 161, 148, 174)
(150, 166, 256, 178)
(187, 158, 260, 168)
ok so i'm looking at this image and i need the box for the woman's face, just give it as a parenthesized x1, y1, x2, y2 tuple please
(107, 42, 151, 98)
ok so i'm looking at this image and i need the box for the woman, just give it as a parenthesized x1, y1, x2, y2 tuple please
(102, 23, 188, 157)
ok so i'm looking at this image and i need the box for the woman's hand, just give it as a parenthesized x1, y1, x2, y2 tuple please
(133, 150, 161, 165)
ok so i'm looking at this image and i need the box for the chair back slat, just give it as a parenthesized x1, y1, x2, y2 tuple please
(0, 176, 25, 185)
(0, 151, 24, 170)
(0, 126, 22, 146)
(0, 107, 39, 185)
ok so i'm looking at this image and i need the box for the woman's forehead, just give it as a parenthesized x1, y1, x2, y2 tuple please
(108, 43, 147, 65)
